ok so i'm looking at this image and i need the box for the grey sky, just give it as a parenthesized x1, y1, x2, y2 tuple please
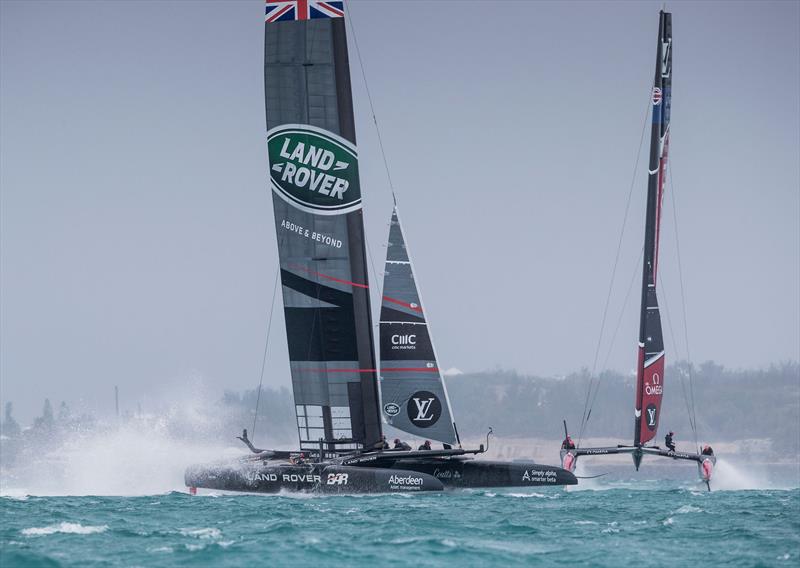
(2, 0, 798, 423)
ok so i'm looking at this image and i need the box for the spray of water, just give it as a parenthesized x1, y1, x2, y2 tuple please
(0, 390, 261, 497)
(711, 458, 797, 491)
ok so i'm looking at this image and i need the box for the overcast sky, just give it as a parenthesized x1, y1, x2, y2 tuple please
(2, 0, 798, 423)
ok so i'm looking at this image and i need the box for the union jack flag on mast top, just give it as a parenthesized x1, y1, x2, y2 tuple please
(265, 0, 344, 23)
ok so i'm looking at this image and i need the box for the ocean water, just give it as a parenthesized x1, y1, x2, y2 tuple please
(2, 481, 798, 567)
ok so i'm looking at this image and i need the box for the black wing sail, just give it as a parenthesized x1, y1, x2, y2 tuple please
(264, 2, 382, 452)
(634, 10, 671, 447)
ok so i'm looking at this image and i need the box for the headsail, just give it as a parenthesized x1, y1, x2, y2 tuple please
(379, 208, 459, 446)
(634, 10, 672, 446)
(264, 1, 382, 452)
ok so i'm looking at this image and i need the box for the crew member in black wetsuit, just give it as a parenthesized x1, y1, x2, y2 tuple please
(701, 445, 714, 456)
(665, 431, 676, 452)
(418, 440, 432, 451)
(393, 438, 411, 451)
(380, 436, 390, 450)
(561, 435, 576, 450)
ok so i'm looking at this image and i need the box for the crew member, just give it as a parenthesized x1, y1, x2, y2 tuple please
(665, 431, 676, 452)
(393, 438, 412, 451)
(418, 440, 432, 451)
(561, 435, 576, 450)
(380, 435, 390, 450)
(701, 445, 714, 456)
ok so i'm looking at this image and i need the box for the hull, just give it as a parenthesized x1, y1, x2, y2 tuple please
(389, 459, 577, 488)
(185, 452, 577, 494)
(185, 459, 444, 494)
(560, 447, 717, 484)
(341, 451, 576, 488)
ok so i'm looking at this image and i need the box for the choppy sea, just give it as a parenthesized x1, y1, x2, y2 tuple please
(2, 464, 799, 568)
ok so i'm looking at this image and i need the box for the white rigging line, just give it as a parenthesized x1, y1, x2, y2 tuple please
(659, 270, 699, 446)
(600, 247, 645, 374)
(577, 89, 652, 443)
(344, 0, 398, 206)
(667, 161, 700, 451)
(252, 268, 282, 442)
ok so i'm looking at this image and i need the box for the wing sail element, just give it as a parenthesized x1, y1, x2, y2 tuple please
(379, 209, 459, 446)
(634, 10, 672, 446)
(264, 5, 382, 452)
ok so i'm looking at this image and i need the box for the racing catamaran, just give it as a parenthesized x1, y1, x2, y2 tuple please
(185, 0, 576, 494)
(559, 10, 716, 490)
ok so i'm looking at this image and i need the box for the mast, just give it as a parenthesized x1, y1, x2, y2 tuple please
(378, 208, 460, 446)
(634, 10, 671, 447)
(264, 1, 382, 452)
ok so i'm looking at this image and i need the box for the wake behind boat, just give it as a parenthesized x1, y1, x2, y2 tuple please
(559, 10, 716, 489)
(185, 1, 575, 495)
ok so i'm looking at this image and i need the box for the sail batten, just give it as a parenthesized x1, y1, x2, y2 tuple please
(634, 10, 672, 447)
(378, 208, 459, 446)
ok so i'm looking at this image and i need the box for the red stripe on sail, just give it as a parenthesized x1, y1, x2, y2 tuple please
(293, 367, 439, 373)
(288, 264, 369, 289)
(382, 295, 422, 313)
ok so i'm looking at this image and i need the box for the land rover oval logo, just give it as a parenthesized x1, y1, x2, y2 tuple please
(383, 403, 400, 417)
(407, 390, 441, 428)
(267, 124, 361, 215)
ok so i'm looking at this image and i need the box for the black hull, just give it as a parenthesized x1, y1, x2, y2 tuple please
(388, 459, 576, 488)
(186, 452, 577, 494)
(185, 459, 444, 494)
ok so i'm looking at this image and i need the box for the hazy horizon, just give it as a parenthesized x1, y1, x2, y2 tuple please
(2, 0, 798, 423)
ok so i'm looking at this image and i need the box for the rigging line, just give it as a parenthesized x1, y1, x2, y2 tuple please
(579, 246, 643, 445)
(667, 161, 700, 450)
(344, 0, 397, 204)
(577, 89, 653, 440)
(364, 235, 384, 327)
(600, 246, 644, 373)
(659, 271, 698, 439)
(252, 268, 282, 442)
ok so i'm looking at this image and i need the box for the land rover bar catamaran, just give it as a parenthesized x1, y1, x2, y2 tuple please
(184, 1, 576, 494)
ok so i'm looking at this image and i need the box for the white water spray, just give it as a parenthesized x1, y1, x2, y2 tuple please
(711, 458, 797, 491)
(0, 391, 261, 497)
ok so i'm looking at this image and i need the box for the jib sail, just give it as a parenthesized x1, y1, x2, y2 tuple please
(634, 10, 671, 447)
(379, 208, 459, 446)
(264, 1, 382, 451)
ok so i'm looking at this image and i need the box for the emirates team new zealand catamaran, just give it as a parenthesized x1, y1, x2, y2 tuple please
(185, 0, 576, 494)
(559, 10, 716, 490)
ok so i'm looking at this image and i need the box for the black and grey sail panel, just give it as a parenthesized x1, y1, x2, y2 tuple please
(264, 3, 382, 452)
(379, 209, 459, 446)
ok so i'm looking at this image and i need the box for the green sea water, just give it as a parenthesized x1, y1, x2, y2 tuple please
(2, 481, 798, 567)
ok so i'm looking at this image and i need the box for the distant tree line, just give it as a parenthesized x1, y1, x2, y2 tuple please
(2, 361, 797, 466)
(443, 361, 800, 452)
